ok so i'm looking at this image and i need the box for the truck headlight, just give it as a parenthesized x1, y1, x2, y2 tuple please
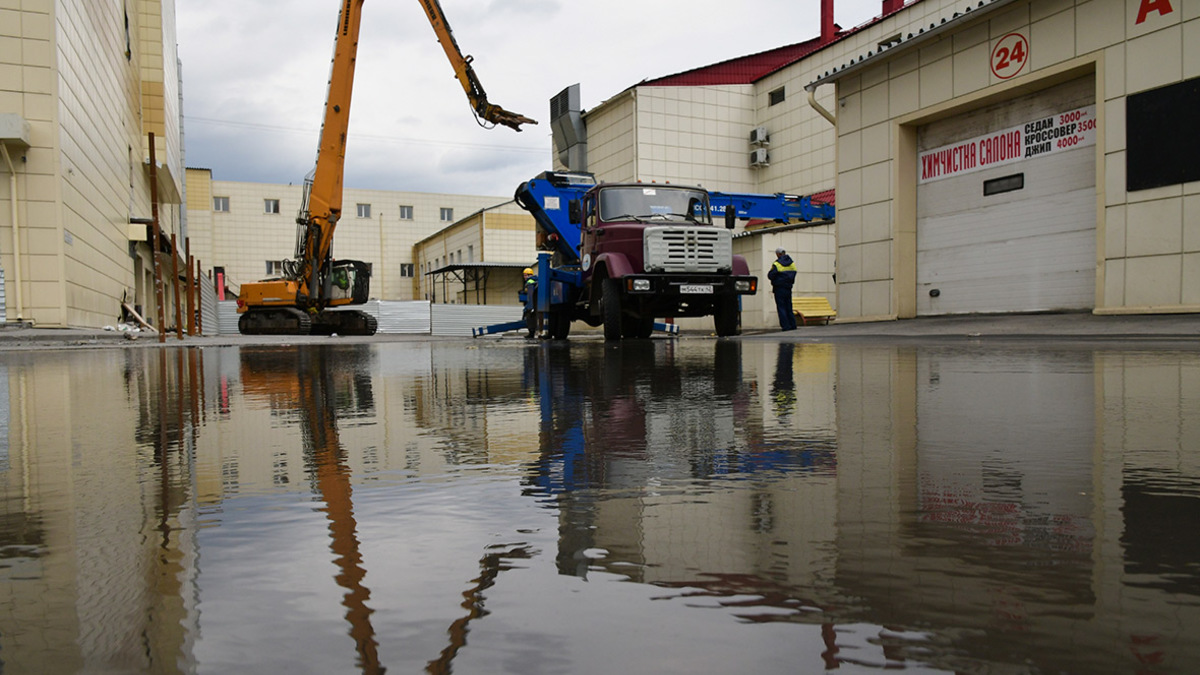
(735, 280, 754, 292)
(629, 278, 651, 292)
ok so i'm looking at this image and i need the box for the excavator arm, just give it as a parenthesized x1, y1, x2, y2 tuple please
(418, 0, 537, 132)
(237, 0, 533, 336)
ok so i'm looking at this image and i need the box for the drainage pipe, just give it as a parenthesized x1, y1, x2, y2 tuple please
(0, 144, 23, 322)
(807, 86, 837, 127)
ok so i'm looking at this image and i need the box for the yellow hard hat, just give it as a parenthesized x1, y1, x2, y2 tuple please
(523, 268, 534, 275)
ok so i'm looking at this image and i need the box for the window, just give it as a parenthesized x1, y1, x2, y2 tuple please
(984, 173, 1024, 196)
(1127, 77, 1200, 191)
(399, 205, 413, 220)
(213, 196, 230, 212)
(467, 245, 474, 263)
(264, 199, 280, 214)
(266, 260, 284, 276)
(400, 263, 414, 277)
(356, 203, 371, 218)
(440, 207, 454, 222)
(769, 87, 785, 106)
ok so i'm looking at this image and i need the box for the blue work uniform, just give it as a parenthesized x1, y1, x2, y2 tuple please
(768, 254, 797, 331)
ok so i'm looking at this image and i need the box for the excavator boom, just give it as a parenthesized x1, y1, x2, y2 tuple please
(236, 0, 534, 336)
(418, 0, 537, 132)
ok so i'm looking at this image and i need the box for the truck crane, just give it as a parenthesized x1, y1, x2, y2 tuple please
(236, 0, 534, 336)
(473, 171, 835, 340)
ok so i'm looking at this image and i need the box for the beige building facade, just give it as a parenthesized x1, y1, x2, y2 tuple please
(184, 169, 508, 302)
(1, 1, 183, 329)
(810, 0, 1198, 321)
(574, 0, 1198, 328)
(413, 200, 537, 305)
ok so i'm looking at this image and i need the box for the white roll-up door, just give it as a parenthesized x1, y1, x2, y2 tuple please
(916, 77, 1096, 315)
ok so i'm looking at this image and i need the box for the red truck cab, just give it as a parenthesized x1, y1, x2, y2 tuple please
(571, 183, 757, 338)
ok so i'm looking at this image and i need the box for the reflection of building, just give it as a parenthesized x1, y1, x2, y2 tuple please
(833, 346, 1200, 672)
(0, 350, 199, 672)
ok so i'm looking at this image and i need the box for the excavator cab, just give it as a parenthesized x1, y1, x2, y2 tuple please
(326, 260, 372, 305)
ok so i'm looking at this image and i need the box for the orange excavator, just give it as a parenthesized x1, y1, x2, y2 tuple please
(236, 0, 535, 335)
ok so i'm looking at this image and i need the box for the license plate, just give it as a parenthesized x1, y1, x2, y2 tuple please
(680, 284, 713, 294)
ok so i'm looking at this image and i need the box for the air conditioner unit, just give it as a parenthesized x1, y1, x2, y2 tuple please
(750, 148, 770, 168)
(750, 126, 770, 146)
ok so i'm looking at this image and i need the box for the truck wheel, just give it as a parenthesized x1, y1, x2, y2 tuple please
(549, 310, 571, 339)
(713, 295, 740, 337)
(623, 312, 653, 339)
(602, 278, 623, 341)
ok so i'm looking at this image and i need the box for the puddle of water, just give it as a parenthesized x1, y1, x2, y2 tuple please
(0, 339, 1197, 673)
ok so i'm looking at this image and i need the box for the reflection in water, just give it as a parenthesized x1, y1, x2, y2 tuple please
(239, 345, 383, 674)
(0, 340, 1198, 673)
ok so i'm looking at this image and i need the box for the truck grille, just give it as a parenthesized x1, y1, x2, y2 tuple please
(644, 227, 732, 273)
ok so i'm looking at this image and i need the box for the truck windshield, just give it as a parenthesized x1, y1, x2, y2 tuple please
(598, 186, 711, 224)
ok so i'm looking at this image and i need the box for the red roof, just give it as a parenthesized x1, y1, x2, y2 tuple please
(810, 188, 835, 206)
(641, 35, 833, 87)
(638, 1, 931, 89)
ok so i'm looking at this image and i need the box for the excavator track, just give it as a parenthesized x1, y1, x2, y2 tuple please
(238, 307, 313, 335)
(311, 309, 378, 336)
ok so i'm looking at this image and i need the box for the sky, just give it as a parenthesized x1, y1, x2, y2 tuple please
(177, 0, 884, 198)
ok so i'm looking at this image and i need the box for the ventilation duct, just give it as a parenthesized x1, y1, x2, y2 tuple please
(551, 84, 587, 171)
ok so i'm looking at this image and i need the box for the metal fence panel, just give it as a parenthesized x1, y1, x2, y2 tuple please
(199, 275, 219, 336)
(374, 300, 431, 334)
(431, 304, 522, 337)
(215, 300, 518, 337)
(217, 300, 240, 335)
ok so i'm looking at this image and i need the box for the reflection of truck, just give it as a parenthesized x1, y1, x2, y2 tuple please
(477, 171, 834, 340)
(236, 0, 534, 336)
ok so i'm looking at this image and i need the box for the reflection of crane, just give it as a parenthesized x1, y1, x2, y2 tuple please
(237, 0, 535, 336)
(425, 544, 534, 675)
(242, 345, 532, 673)
(240, 346, 383, 673)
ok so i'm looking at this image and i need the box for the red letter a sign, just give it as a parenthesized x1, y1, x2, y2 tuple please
(1136, 0, 1173, 24)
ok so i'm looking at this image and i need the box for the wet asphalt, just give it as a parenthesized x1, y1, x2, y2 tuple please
(0, 311, 1197, 350)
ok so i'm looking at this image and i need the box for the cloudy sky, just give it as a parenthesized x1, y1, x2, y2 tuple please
(177, 0, 883, 198)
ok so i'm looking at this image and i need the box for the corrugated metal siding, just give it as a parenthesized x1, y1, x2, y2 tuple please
(0, 268, 6, 325)
(431, 304, 522, 337)
(215, 300, 518, 336)
(217, 300, 240, 334)
(374, 300, 432, 334)
(199, 275, 219, 336)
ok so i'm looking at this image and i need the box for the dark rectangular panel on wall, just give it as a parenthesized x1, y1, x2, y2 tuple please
(1126, 77, 1200, 191)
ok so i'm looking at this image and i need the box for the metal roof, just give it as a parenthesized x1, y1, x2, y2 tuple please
(641, 37, 832, 87)
(805, 0, 1018, 91)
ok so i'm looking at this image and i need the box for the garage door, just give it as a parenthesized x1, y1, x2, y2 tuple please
(916, 77, 1096, 315)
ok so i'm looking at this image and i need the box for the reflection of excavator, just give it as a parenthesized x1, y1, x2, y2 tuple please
(241, 345, 533, 673)
(241, 346, 384, 672)
(237, 0, 535, 335)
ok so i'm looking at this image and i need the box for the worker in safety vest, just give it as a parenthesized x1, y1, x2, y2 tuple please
(767, 248, 797, 331)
